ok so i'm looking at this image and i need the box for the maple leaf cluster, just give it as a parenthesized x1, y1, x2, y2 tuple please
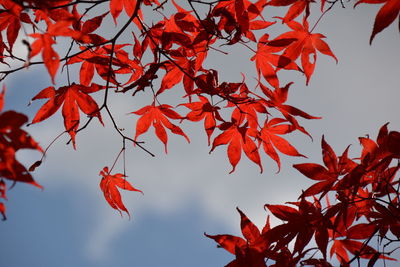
(0, 0, 399, 265)
(207, 124, 400, 266)
(0, 0, 339, 214)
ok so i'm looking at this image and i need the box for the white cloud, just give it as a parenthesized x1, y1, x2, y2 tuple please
(84, 210, 130, 261)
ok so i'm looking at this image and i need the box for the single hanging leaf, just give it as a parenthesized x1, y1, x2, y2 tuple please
(99, 167, 142, 217)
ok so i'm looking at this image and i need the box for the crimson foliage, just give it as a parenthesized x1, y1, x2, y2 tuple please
(0, 0, 399, 266)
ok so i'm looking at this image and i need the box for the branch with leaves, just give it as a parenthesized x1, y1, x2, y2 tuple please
(0, 0, 399, 265)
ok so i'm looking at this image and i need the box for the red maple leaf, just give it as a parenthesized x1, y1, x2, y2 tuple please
(158, 57, 191, 95)
(29, 32, 60, 84)
(259, 118, 305, 170)
(355, 0, 400, 44)
(31, 83, 104, 148)
(99, 166, 142, 217)
(109, 0, 144, 25)
(273, 18, 337, 84)
(268, 0, 314, 23)
(70, 9, 108, 45)
(132, 104, 190, 153)
(29, 19, 75, 83)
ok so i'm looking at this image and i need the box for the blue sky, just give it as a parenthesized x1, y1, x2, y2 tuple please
(1, 2, 400, 267)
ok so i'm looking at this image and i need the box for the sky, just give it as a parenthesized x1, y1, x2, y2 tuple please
(1, 2, 400, 267)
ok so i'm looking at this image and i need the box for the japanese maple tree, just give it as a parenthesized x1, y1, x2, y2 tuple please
(0, 0, 399, 266)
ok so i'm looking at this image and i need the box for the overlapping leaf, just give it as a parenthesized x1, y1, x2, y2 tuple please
(181, 95, 221, 145)
(260, 82, 320, 137)
(211, 0, 272, 44)
(210, 120, 262, 174)
(272, 18, 337, 84)
(71, 10, 108, 45)
(259, 118, 305, 170)
(29, 19, 75, 83)
(228, 84, 268, 129)
(67, 44, 140, 86)
(251, 34, 299, 88)
(266, 198, 332, 256)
